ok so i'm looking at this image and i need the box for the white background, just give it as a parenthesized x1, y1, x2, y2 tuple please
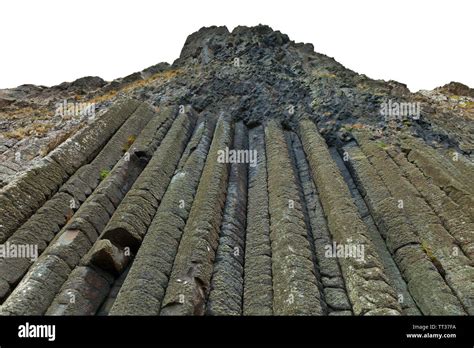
(0, 0, 472, 91)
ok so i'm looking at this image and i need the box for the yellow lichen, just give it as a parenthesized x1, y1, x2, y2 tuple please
(122, 135, 136, 153)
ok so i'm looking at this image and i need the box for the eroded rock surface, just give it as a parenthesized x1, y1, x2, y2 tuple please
(0, 25, 472, 316)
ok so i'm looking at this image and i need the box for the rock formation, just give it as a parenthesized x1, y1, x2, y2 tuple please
(0, 25, 472, 316)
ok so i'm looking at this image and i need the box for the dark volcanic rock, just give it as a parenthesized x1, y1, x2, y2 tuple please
(436, 82, 474, 98)
(0, 25, 472, 317)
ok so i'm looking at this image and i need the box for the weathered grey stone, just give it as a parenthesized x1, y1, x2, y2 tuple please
(324, 288, 352, 310)
(207, 122, 248, 316)
(299, 119, 402, 315)
(160, 115, 232, 316)
(46, 266, 113, 316)
(0, 99, 142, 243)
(0, 255, 71, 315)
(47, 229, 92, 268)
(243, 125, 273, 316)
(354, 131, 473, 314)
(1, 26, 473, 318)
(83, 239, 130, 275)
(101, 109, 196, 251)
(265, 120, 323, 315)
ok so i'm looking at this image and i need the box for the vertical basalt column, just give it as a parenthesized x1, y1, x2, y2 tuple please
(109, 116, 217, 315)
(160, 115, 233, 316)
(331, 145, 419, 315)
(43, 107, 179, 315)
(243, 125, 273, 315)
(298, 119, 401, 315)
(0, 103, 161, 304)
(97, 265, 131, 315)
(401, 137, 474, 219)
(0, 99, 141, 242)
(100, 109, 196, 251)
(352, 132, 473, 315)
(387, 147, 474, 261)
(207, 121, 249, 315)
(290, 134, 352, 315)
(342, 139, 466, 315)
(265, 120, 323, 315)
(0, 107, 195, 315)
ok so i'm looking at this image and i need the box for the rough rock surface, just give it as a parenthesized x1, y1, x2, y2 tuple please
(0, 25, 472, 316)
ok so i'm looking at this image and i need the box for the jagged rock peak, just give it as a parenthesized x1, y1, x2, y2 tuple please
(174, 24, 310, 65)
(435, 82, 474, 98)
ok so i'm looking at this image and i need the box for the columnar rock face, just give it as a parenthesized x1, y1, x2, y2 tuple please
(0, 25, 472, 316)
